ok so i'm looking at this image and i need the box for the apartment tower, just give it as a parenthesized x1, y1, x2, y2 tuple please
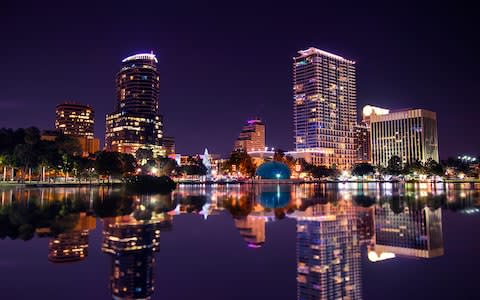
(293, 47, 357, 169)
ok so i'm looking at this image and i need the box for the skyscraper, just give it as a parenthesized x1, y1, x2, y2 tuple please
(105, 52, 165, 156)
(234, 118, 266, 152)
(55, 102, 100, 155)
(370, 108, 439, 166)
(293, 47, 357, 169)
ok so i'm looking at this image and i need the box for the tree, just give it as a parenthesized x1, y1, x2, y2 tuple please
(119, 153, 136, 175)
(310, 165, 335, 178)
(403, 160, 424, 175)
(273, 149, 286, 162)
(55, 134, 82, 156)
(13, 144, 37, 182)
(386, 156, 403, 175)
(0, 154, 9, 181)
(135, 148, 154, 164)
(351, 163, 375, 176)
(224, 150, 256, 177)
(425, 158, 444, 176)
(95, 151, 123, 183)
(23, 127, 41, 145)
(156, 157, 178, 176)
(177, 157, 207, 176)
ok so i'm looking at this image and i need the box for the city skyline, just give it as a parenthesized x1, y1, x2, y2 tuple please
(1, 1, 478, 158)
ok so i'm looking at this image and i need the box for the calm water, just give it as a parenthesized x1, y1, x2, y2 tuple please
(0, 183, 479, 300)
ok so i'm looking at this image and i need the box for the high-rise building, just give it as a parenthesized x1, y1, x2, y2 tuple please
(294, 202, 362, 300)
(55, 102, 100, 155)
(354, 123, 371, 163)
(373, 204, 444, 258)
(105, 52, 165, 156)
(235, 118, 265, 153)
(293, 47, 357, 169)
(370, 108, 439, 167)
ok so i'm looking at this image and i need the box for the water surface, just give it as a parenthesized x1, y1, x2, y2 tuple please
(0, 183, 479, 300)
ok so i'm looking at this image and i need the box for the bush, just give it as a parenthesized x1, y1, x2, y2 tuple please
(124, 175, 177, 194)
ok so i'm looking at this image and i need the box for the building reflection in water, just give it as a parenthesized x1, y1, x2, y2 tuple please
(2, 183, 478, 298)
(234, 216, 266, 248)
(293, 201, 362, 300)
(48, 212, 96, 263)
(371, 204, 444, 259)
(101, 213, 166, 300)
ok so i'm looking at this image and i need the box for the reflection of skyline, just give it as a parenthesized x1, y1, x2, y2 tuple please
(1, 183, 479, 299)
(294, 201, 362, 300)
(372, 204, 444, 259)
(102, 215, 163, 300)
(48, 212, 96, 263)
(234, 216, 266, 248)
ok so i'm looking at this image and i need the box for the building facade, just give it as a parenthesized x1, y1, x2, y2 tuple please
(235, 119, 265, 152)
(55, 102, 100, 155)
(293, 47, 357, 169)
(354, 123, 371, 163)
(370, 109, 439, 167)
(105, 53, 165, 156)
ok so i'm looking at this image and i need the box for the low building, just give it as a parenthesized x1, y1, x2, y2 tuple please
(370, 108, 439, 166)
(54, 102, 100, 155)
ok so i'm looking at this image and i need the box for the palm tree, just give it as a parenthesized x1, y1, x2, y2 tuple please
(0, 154, 7, 181)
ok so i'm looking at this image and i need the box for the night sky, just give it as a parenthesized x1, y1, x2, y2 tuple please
(1, 1, 478, 158)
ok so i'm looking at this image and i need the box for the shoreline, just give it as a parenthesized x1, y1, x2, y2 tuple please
(1, 179, 479, 188)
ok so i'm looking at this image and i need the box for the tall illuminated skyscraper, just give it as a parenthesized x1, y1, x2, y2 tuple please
(293, 48, 357, 169)
(105, 52, 165, 156)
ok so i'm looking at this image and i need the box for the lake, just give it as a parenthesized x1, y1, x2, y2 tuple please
(0, 182, 479, 300)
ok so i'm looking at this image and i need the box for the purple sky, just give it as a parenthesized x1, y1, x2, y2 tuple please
(0, 1, 478, 157)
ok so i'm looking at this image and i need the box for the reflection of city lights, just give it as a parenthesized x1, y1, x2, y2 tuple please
(368, 251, 396, 262)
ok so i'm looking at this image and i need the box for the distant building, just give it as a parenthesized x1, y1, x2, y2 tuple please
(293, 47, 357, 169)
(105, 52, 166, 156)
(55, 102, 100, 155)
(373, 204, 444, 258)
(354, 105, 390, 164)
(354, 123, 370, 163)
(163, 136, 175, 155)
(370, 108, 439, 166)
(235, 118, 265, 152)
